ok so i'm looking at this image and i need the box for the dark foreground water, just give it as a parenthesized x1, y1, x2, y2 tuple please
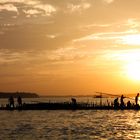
(0, 110, 140, 140)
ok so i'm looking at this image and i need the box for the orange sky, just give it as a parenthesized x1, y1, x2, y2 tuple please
(1, 0, 140, 95)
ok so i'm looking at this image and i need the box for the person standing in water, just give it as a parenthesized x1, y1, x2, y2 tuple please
(135, 93, 139, 106)
(9, 96, 14, 108)
(17, 96, 22, 107)
(120, 95, 125, 108)
(114, 97, 119, 109)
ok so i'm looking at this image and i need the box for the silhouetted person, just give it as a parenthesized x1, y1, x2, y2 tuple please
(71, 98, 77, 109)
(107, 99, 110, 106)
(127, 100, 131, 109)
(114, 97, 119, 109)
(9, 96, 14, 108)
(17, 96, 22, 107)
(71, 98, 77, 104)
(135, 93, 139, 106)
(120, 95, 125, 109)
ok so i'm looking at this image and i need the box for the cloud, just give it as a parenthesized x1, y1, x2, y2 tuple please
(103, 0, 114, 4)
(67, 2, 91, 13)
(101, 49, 140, 66)
(23, 9, 42, 17)
(0, 45, 93, 66)
(0, 1, 56, 18)
(23, 9, 41, 15)
(45, 47, 88, 62)
(46, 34, 57, 39)
(0, 4, 18, 13)
(80, 24, 111, 29)
(34, 4, 56, 16)
(73, 30, 137, 42)
(0, 0, 39, 5)
(125, 18, 140, 28)
(0, 49, 25, 64)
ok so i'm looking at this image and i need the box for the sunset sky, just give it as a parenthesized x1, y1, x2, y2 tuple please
(1, 0, 140, 95)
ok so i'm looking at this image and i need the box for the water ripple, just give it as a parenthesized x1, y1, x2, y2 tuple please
(0, 110, 140, 139)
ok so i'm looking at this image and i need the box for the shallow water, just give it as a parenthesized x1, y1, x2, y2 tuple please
(0, 110, 140, 140)
(0, 97, 138, 140)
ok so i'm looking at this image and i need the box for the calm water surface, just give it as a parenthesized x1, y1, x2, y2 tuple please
(0, 97, 139, 140)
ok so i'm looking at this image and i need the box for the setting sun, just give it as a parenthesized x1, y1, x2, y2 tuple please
(125, 62, 140, 81)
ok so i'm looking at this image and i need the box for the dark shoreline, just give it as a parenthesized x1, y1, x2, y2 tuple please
(0, 102, 139, 111)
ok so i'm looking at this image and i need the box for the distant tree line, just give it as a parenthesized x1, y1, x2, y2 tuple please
(0, 92, 39, 98)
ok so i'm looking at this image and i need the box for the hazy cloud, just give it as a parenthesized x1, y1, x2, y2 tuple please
(103, 0, 114, 4)
(73, 30, 137, 42)
(34, 4, 56, 16)
(23, 9, 41, 15)
(0, 0, 56, 19)
(67, 2, 91, 13)
(0, 0, 39, 5)
(0, 4, 18, 13)
(23, 9, 47, 18)
(0, 47, 91, 66)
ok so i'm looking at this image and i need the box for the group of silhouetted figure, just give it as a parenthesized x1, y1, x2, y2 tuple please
(4, 94, 140, 110)
(114, 93, 139, 109)
(8, 96, 22, 108)
(71, 95, 140, 110)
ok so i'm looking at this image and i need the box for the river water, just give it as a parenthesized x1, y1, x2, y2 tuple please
(0, 97, 139, 140)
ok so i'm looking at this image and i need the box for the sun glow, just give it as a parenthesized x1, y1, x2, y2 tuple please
(121, 34, 140, 45)
(125, 62, 140, 81)
(110, 49, 140, 81)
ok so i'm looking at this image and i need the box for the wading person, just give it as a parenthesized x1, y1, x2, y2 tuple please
(17, 96, 22, 107)
(135, 93, 139, 106)
(71, 98, 77, 109)
(127, 100, 131, 109)
(114, 97, 119, 109)
(120, 95, 125, 109)
(9, 96, 14, 108)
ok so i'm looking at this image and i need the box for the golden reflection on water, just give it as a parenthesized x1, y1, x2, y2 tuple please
(1, 110, 140, 139)
(126, 111, 140, 139)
